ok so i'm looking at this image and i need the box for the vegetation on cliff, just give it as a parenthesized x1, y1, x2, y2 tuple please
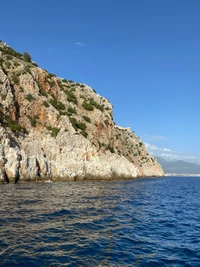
(0, 41, 164, 182)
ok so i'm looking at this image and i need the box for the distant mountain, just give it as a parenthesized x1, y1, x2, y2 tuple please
(156, 157, 200, 174)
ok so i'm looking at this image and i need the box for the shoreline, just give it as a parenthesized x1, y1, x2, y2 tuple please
(0, 174, 166, 184)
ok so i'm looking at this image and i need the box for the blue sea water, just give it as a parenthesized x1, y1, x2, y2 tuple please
(0, 176, 200, 267)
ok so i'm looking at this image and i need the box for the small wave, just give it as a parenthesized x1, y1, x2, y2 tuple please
(0, 177, 200, 266)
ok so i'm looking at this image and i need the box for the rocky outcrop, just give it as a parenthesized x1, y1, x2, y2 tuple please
(0, 41, 164, 183)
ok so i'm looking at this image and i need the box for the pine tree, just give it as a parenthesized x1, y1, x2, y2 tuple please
(23, 52, 32, 62)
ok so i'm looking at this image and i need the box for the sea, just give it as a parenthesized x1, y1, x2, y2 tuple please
(0, 176, 200, 267)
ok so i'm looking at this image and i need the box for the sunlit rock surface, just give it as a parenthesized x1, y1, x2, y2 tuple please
(0, 42, 164, 183)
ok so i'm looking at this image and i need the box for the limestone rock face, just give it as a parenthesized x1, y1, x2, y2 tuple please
(0, 42, 164, 183)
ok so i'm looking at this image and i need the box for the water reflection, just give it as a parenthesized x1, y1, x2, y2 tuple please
(0, 177, 200, 266)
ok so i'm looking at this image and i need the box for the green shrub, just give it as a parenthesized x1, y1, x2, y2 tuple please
(80, 84, 85, 88)
(69, 117, 86, 131)
(104, 119, 109, 126)
(27, 115, 38, 127)
(36, 81, 45, 94)
(82, 115, 91, 123)
(106, 145, 114, 153)
(48, 80, 55, 87)
(70, 86, 76, 92)
(89, 98, 104, 111)
(5, 115, 27, 133)
(14, 62, 20, 67)
(57, 101, 65, 110)
(26, 93, 35, 102)
(80, 94, 87, 101)
(43, 101, 50, 107)
(0, 46, 22, 59)
(82, 101, 94, 111)
(6, 55, 12, 60)
(24, 65, 31, 74)
(51, 127, 60, 137)
(46, 126, 60, 137)
(7, 122, 22, 132)
(65, 91, 78, 104)
(40, 88, 48, 97)
(89, 97, 97, 106)
(32, 62, 38, 67)
(59, 111, 68, 116)
(11, 74, 19, 85)
(62, 79, 68, 83)
(64, 85, 71, 89)
(0, 94, 6, 100)
(69, 117, 78, 131)
(80, 131, 88, 138)
(47, 73, 56, 78)
(49, 98, 65, 111)
(76, 121, 86, 130)
(67, 106, 76, 115)
(49, 97, 57, 108)
(57, 80, 65, 90)
(23, 52, 32, 62)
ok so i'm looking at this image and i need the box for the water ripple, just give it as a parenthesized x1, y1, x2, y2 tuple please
(0, 177, 200, 266)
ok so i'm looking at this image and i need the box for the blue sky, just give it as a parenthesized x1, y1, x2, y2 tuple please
(1, 0, 200, 162)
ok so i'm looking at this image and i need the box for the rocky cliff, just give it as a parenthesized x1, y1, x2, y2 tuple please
(0, 41, 164, 183)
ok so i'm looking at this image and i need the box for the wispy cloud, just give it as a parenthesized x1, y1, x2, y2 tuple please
(47, 47, 52, 53)
(75, 42, 85, 46)
(144, 143, 172, 153)
(144, 142, 200, 164)
(47, 45, 59, 53)
(143, 134, 167, 141)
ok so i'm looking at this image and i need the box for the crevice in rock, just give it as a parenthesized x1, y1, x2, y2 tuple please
(14, 170, 20, 184)
(41, 148, 46, 158)
(36, 158, 41, 177)
(1, 66, 7, 76)
(10, 84, 20, 122)
(14, 154, 22, 184)
(4, 171, 9, 183)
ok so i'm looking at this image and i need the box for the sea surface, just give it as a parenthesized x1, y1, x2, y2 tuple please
(0, 176, 200, 267)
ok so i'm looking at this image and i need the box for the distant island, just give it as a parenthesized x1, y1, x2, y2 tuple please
(0, 41, 164, 183)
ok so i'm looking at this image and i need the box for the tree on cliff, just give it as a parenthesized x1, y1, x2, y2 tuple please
(23, 52, 32, 62)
